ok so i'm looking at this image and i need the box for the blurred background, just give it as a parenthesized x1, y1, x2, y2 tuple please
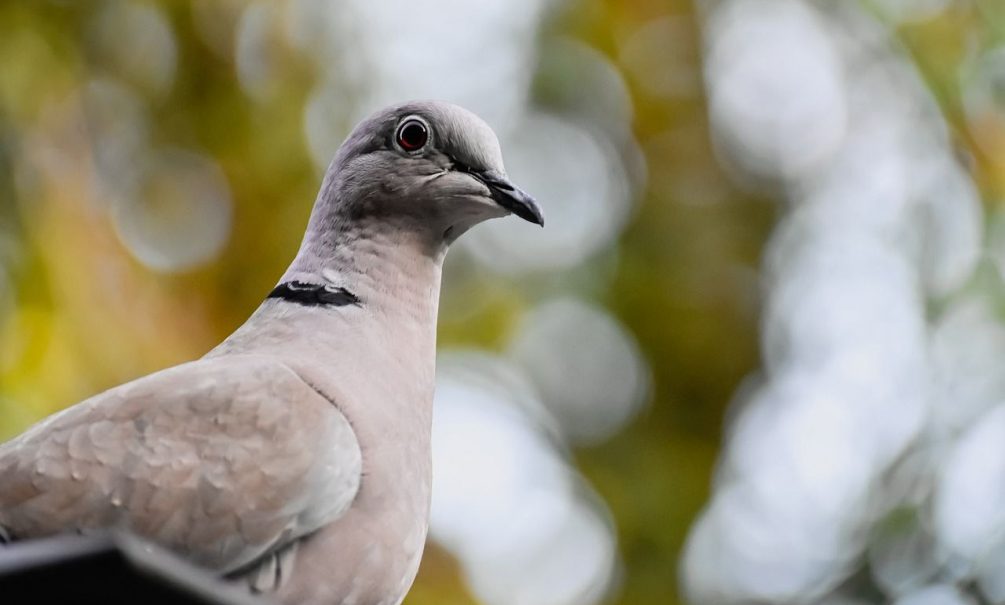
(0, 0, 1002, 604)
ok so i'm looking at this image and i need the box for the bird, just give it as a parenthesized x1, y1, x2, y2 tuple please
(0, 100, 543, 605)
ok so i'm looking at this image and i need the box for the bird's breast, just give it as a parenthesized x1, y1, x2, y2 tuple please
(275, 402, 433, 605)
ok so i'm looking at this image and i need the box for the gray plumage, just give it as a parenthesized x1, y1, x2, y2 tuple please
(0, 101, 542, 605)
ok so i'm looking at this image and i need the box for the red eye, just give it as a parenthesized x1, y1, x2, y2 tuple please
(396, 119, 428, 152)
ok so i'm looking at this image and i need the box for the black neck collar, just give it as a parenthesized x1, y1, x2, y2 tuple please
(267, 281, 361, 308)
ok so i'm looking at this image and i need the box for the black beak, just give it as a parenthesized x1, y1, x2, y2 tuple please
(467, 169, 545, 227)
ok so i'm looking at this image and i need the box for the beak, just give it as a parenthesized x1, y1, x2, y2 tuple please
(473, 170, 545, 227)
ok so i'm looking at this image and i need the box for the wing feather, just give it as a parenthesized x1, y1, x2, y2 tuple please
(0, 354, 361, 574)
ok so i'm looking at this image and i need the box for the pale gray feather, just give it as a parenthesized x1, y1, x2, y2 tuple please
(0, 355, 361, 574)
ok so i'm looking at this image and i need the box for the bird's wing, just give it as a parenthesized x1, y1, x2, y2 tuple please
(0, 354, 361, 575)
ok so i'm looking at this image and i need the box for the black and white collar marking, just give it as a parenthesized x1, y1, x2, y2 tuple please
(267, 281, 361, 307)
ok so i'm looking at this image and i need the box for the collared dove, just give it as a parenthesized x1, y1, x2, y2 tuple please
(0, 101, 543, 605)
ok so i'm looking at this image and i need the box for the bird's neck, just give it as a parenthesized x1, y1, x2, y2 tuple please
(281, 221, 446, 322)
(211, 221, 446, 403)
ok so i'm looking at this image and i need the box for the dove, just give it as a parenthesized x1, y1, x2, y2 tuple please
(0, 100, 543, 605)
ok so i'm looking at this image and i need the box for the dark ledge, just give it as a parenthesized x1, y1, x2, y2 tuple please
(0, 532, 270, 605)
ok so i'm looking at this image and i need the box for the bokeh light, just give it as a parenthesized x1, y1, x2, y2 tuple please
(112, 149, 233, 273)
(684, 1, 1004, 604)
(431, 352, 618, 605)
(508, 297, 649, 444)
(87, 3, 177, 98)
(1, 1, 1002, 604)
(894, 585, 975, 605)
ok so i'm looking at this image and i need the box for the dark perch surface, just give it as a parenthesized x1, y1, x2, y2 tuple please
(0, 533, 270, 605)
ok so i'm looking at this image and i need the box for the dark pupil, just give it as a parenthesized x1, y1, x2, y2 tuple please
(398, 121, 427, 150)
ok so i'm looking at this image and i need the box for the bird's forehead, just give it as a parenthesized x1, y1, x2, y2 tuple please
(422, 102, 503, 168)
(351, 101, 504, 171)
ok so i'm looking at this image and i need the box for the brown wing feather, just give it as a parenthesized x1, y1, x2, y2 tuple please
(0, 354, 361, 574)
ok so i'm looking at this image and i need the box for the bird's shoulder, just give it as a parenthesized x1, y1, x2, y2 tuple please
(5, 354, 345, 440)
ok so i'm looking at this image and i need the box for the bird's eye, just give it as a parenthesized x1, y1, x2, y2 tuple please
(396, 119, 428, 152)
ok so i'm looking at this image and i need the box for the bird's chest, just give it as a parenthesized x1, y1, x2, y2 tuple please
(274, 376, 433, 605)
(295, 425, 431, 605)
(311, 370, 434, 601)
(354, 447, 432, 602)
(269, 311, 437, 603)
(339, 381, 433, 602)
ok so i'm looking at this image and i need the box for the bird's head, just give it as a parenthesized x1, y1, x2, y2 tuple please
(323, 101, 543, 246)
